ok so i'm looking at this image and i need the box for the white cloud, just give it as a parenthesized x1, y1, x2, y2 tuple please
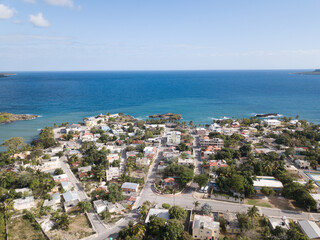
(23, 0, 36, 3)
(44, 0, 73, 7)
(0, 4, 17, 20)
(29, 13, 50, 28)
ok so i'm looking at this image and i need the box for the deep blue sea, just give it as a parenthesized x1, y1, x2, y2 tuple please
(0, 70, 320, 147)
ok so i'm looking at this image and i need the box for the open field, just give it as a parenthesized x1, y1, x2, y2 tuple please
(7, 216, 46, 240)
(47, 214, 94, 240)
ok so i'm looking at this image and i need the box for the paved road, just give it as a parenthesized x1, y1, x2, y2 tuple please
(59, 157, 108, 235)
(89, 131, 320, 240)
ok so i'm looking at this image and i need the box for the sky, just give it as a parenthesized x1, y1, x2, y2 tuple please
(0, 0, 320, 71)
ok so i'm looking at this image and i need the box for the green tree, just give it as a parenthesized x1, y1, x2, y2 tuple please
(194, 174, 209, 188)
(163, 219, 184, 240)
(240, 144, 252, 157)
(247, 205, 259, 219)
(193, 201, 200, 211)
(200, 203, 212, 215)
(54, 213, 70, 230)
(77, 201, 92, 213)
(53, 168, 64, 175)
(169, 205, 187, 220)
(147, 216, 166, 236)
(1, 137, 25, 153)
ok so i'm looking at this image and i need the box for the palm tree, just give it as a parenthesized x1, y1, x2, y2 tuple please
(133, 224, 146, 239)
(263, 162, 273, 175)
(247, 205, 260, 219)
(193, 201, 200, 211)
(305, 180, 315, 192)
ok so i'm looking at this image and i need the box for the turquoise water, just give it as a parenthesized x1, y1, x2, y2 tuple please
(0, 70, 320, 147)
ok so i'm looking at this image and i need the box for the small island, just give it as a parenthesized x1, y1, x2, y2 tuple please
(148, 113, 182, 120)
(255, 113, 278, 118)
(0, 112, 38, 124)
(294, 69, 320, 75)
(0, 73, 16, 78)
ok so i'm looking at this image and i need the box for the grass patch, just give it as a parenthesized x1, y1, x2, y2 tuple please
(247, 199, 272, 208)
(7, 216, 46, 240)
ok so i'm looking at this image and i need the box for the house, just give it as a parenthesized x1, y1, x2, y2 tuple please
(269, 217, 290, 230)
(207, 160, 228, 169)
(209, 123, 222, 133)
(61, 181, 73, 191)
(199, 137, 224, 148)
(192, 214, 220, 240)
(126, 151, 139, 158)
(43, 192, 61, 210)
(78, 166, 92, 174)
(162, 177, 176, 188)
(13, 196, 35, 210)
(145, 208, 170, 223)
(295, 159, 310, 169)
(93, 199, 106, 213)
(202, 146, 221, 159)
(53, 174, 69, 183)
(253, 176, 283, 191)
(121, 182, 139, 194)
(107, 154, 120, 163)
(136, 158, 150, 167)
(263, 119, 281, 127)
(106, 167, 120, 181)
(166, 131, 181, 145)
(311, 194, 320, 212)
(178, 158, 194, 166)
(144, 147, 157, 157)
(101, 125, 111, 132)
(63, 191, 79, 212)
(298, 220, 320, 240)
(84, 117, 99, 126)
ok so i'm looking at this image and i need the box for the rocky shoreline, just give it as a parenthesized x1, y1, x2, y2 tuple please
(148, 113, 182, 120)
(0, 112, 38, 124)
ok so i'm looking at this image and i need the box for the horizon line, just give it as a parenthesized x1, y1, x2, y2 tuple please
(1, 68, 315, 73)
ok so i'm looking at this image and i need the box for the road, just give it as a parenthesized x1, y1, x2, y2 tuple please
(59, 157, 107, 235)
(88, 131, 320, 240)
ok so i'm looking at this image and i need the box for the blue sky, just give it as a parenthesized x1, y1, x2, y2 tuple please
(0, 0, 320, 71)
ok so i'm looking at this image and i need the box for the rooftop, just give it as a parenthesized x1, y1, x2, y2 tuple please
(145, 208, 170, 223)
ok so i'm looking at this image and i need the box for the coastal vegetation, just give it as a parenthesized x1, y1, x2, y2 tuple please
(0, 112, 38, 124)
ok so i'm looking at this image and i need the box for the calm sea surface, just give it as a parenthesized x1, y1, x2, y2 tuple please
(0, 70, 319, 146)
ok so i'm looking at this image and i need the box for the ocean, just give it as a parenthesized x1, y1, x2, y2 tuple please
(0, 70, 320, 147)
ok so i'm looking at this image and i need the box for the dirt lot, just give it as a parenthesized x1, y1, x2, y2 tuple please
(47, 214, 94, 240)
(7, 216, 46, 240)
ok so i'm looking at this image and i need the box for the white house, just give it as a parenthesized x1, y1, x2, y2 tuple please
(145, 208, 170, 223)
(263, 119, 281, 127)
(106, 167, 120, 181)
(298, 220, 320, 240)
(253, 176, 283, 191)
(178, 158, 194, 166)
(166, 131, 181, 145)
(93, 200, 107, 214)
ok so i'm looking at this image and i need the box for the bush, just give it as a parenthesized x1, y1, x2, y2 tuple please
(162, 203, 171, 209)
